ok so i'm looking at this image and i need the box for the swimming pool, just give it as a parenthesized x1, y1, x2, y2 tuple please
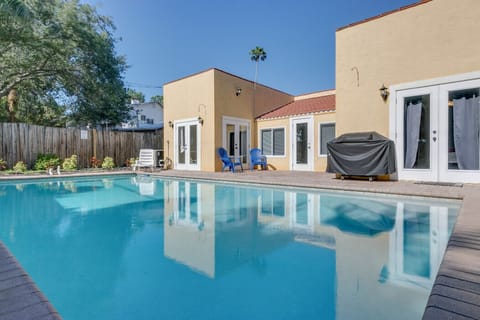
(0, 175, 460, 319)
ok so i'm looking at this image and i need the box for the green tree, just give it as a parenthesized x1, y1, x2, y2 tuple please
(249, 46, 267, 88)
(0, 0, 130, 126)
(150, 95, 163, 105)
(127, 88, 145, 103)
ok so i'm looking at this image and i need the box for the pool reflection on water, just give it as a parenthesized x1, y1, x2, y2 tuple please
(0, 176, 460, 320)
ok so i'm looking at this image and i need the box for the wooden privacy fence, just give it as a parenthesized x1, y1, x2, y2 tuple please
(0, 122, 163, 169)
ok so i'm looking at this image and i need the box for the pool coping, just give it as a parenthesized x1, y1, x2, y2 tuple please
(0, 242, 61, 320)
(0, 169, 479, 319)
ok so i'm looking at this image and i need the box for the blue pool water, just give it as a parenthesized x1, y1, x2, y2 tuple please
(0, 175, 460, 320)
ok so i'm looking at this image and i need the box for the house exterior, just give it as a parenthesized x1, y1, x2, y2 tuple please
(164, 0, 480, 183)
(121, 102, 164, 130)
(336, 0, 480, 183)
(257, 90, 335, 171)
(163, 68, 336, 172)
(163, 68, 293, 171)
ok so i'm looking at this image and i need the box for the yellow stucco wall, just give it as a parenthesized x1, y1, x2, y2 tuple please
(313, 112, 336, 171)
(336, 0, 480, 136)
(163, 69, 216, 171)
(256, 118, 290, 171)
(164, 68, 294, 172)
(257, 111, 335, 171)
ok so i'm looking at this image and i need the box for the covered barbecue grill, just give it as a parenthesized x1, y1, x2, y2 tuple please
(326, 132, 396, 178)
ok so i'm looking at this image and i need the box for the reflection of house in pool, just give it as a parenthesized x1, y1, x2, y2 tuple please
(162, 179, 460, 320)
(163, 181, 298, 278)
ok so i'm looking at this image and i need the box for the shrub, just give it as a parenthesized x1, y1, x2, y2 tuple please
(126, 157, 137, 167)
(90, 156, 102, 168)
(101, 156, 115, 169)
(34, 153, 61, 171)
(63, 155, 78, 170)
(0, 159, 7, 171)
(13, 161, 27, 173)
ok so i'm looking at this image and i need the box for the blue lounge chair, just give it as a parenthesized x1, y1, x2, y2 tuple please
(217, 147, 243, 172)
(250, 148, 267, 170)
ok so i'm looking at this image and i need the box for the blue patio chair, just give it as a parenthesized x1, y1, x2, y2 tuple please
(250, 148, 267, 170)
(217, 147, 243, 172)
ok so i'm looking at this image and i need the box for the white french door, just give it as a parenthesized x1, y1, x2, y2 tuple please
(291, 117, 314, 171)
(174, 119, 200, 170)
(222, 117, 250, 167)
(396, 87, 439, 181)
(394, 76, 480, 183)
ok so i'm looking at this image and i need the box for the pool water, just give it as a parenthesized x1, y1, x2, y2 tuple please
(0, 176, 460, 320)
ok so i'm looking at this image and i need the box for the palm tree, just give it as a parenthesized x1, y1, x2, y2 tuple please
(249, 46, 267, 89)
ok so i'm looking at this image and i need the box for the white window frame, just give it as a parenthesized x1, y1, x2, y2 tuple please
(318, 122, 336, 157)
(258, 126, 286, 158)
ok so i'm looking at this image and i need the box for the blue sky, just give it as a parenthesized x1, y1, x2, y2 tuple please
(83, 0, 418, 100)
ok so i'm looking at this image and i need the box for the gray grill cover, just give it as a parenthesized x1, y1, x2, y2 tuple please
(326, 132, 396, 176)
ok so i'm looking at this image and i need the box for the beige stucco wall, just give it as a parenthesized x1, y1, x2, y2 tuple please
(257, 111, 335, 171)
(164, 68, 293, 172)
(256, 118, 290, 171)
(163, 70, 216, 170)
(336, 0, 480, 136)
(313, 112, 336, 171)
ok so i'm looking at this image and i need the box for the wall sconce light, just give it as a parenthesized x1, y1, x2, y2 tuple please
(379, 84, 389, 102)
(197, 116, 204, 126)
(168, 121, 173, 128)
(235, 87, 242, 96)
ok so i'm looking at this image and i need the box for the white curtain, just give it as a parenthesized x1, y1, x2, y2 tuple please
(453, 96, 480, 170)
(404, 102, 422, 169)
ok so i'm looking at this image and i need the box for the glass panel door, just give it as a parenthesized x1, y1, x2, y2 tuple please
(175, 120, 200, 170)
(396, 87, 438, 182)
(189, 124, 197, 165)
(177, 125, 186, 165)
(222, 117, 250, 167)
(291, 117, 313, 171)
(439, 79, 480, 183)
(296, 123, 308, 164)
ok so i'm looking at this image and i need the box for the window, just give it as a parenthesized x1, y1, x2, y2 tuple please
(319, 123, 335, 155)
(261, 128, 285, 156)
(140, 115, 146, 121)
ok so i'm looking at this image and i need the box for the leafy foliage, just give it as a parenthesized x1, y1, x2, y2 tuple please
(13, 161, 27, 172)
(34, 153, 61, 170)
(90, 156, 101, 168)
(150, 95, 163, 105)
(0, 0, 130, 126)
(249, 46, 267, 62)
(127, 88, 145, 103)
(62, 154, 78, 170)
(101, 156, 115, 169)
(0, 158, 7, 170)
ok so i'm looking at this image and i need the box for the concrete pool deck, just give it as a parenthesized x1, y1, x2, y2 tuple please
(0, 169, 479, 319)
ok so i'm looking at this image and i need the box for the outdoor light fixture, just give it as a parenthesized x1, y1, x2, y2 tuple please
(379, 84, 389, 102)
(168, 121, 173, 128)
(197, 116, 204, 125)
(235, 87, 242, 96)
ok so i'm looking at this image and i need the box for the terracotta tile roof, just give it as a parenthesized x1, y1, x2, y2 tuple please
(258, 94, 335, 120)
(337, 0, 432, 31)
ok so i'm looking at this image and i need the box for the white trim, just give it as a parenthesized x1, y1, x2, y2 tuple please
(174, 119, 201, 171)
(258, 126, 287, 157)
(389, 71, 480, 183)
(318, 121, 336, 157)
(222, 116, 251, 166)
(391, 70, 480, 92)
(290, 116, 314, 171)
